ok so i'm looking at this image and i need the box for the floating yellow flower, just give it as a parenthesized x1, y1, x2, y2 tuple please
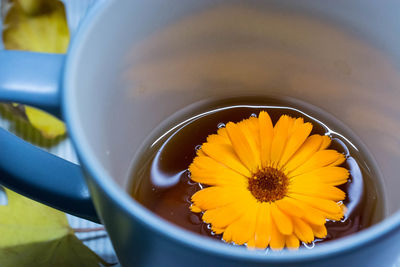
(189, 111, 349, 250)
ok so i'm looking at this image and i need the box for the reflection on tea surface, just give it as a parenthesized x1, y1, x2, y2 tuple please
(129, 98, 385, 249)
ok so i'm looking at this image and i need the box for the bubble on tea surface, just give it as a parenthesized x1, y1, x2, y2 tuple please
(217, 122, 226, 129)
(303, 242, 316, 250)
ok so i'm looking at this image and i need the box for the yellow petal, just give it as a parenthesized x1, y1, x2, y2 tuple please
(222, 201, 258, 245)
(275, 198, 305, 218)
(226, 122, 260, 172)
(270, 115, 293, 166)
(201, 143, 251, 177)
(319, 135, 332, 150)
(279, 119, 313, 166)
(240, 116, 261, 148)
(254, 202, 272, 249)
(211, 226, 225, 235)
(310, 224, 327, 238)
(196, 149, 207, 157)
(288, 117, 304, 136)
(203, 200, 249, 229)
(189, 156, 248, 186)
(191, 187, 247, 211)
(340, 203, 348, 214)
(290, 194, 342, 215)
(206, 127, 231, 145)
(247, 237, 257, 249)
(292, 217, 314, 243)
(325, 211, 345, 221)
(259, 111, 274, 168)
(286, 116, 296, 134)
(293, 201, 326, 226)
(284, 135, 323, 172)
(206, 134, 228, 145)
(189, 166, 247, 186)
(218, 127, 230, 138)
(190, 205, 202, 213)
(289, 182, 346, 201)
(285, 234, 300, 250)
(329, 155, 346, 167)
(291, 167, 349, 186)
(269, 216, 285, 251)
(191, 186, 248, 210)
(324, 202, 346, 221)
(289, 150, 345, 177)
(270, 203, 293, 235)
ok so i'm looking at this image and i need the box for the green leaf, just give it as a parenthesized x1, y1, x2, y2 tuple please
(2, 0, 69, 139)
(0, 189, 112, 267)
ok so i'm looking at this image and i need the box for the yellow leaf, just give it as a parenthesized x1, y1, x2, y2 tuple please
(0, 235, 109, 267)
(24, 106, 66, 139)
(3, 0, 70, 53)
(2, 0, 69, 138)
(15, 0, 48, 16)
(0, 188, 111, 267)
(0, 188, 69, 246)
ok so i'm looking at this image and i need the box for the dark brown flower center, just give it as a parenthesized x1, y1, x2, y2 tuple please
(248, 167, 289, 202)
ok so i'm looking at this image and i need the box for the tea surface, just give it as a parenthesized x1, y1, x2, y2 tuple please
(129, 98, 385, 247)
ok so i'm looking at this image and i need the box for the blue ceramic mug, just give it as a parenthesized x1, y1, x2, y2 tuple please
(1, 0, 400, 266)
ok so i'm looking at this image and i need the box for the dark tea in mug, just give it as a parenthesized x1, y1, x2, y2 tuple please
(128, 97, 386, 250)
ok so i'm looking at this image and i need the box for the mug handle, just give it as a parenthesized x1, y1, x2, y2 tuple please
(0, 50, 99, 223)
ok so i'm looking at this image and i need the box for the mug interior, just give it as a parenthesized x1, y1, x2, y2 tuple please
(66, 0, 400, 252)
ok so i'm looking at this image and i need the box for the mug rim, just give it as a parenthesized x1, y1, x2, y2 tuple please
(63, 0, 400, 262)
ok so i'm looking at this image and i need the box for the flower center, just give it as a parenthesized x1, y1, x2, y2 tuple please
(248, 167, 289, 202)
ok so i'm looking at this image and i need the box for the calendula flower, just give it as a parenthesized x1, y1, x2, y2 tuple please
(189, 111, 349, 250)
